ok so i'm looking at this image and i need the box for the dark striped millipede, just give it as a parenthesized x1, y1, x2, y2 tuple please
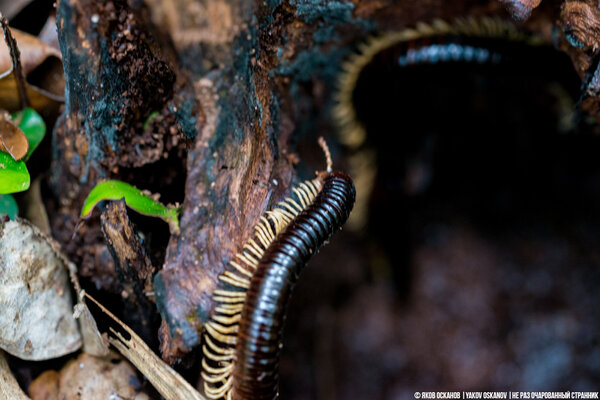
(201, 138, 355, 400)
(333, 16, 547, 150)
(332, 16, 578, 230)
(201, 16, 571, 399)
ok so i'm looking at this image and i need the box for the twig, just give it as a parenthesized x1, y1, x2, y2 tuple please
(0, 13, 29, 109)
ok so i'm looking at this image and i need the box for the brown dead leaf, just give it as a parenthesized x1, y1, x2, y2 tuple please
(86, 293, 207, 400)
(28, 352, 149, 400)
(62, 250, 110, 357)
(0, 24, 64, 114)
(0, 0, 35, 20)
(0, 112, 28, 160)
(27, 370, 58, 400)
(0, 350, 30, 400)
(38, 16, 60, 50)
(22, 177, 51, 234)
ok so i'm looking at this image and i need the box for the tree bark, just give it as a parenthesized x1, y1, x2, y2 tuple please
(50, 0, 598, 367)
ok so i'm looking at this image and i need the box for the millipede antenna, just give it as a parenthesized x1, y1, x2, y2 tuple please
(318, 136, 333, 173)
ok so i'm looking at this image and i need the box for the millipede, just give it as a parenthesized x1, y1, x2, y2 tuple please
(331, 16, 578, 230)
(201, 138, 355, 400)
(332, 16, 546, 150)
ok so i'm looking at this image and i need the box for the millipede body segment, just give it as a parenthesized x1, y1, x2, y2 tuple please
(201, 177, 323, 399)
(233, 171, 355, 400)
(331, 16, 576, 231)
(333, 16, 544, 150)
(201, 140, 355, 400)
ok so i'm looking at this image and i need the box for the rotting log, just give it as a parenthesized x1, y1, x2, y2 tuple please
(151, 0, 543, 363)
(50, 0, 198, 291)
(48, 0, 600, 367)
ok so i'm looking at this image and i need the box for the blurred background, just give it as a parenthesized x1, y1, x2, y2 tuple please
(291, 28, 600, 399)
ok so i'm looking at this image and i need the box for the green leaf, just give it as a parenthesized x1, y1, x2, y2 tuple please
(81, 180, 181, 233)
(12, 108, 46, 161)
(143, 111, 159, 131)
(0, 152, 30, 194)
(0, 193, 18, 219)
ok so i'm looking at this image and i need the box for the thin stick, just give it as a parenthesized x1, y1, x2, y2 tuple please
(0, 13, 29, 109)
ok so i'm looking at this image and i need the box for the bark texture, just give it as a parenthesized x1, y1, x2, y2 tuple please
(50, 0, 600, 366)
(100, 200, 156, 343)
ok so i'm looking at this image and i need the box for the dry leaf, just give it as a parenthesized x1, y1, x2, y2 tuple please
(0, 349, 30, 400)
(0, 0, 35, 20)
(21, 177, 50, 234)
(0, 218, 81, 360)
(65, 260, 110, 357)
(0, 26, 64, 114)
(86, 293, 207, 400)
(38, 16, 60, 50)
(9, 213, 110, 357)
(0, 113, 28, 160)
(73, 297, 110, 357)
(28, 352, 150, 400)
(27, 370, 58, 400)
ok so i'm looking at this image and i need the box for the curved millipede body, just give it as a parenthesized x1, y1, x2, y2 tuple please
(201, 139, 355, 400)
(333, 16, 545, 150)
(331, 16, 579, 230)
(232, 171, 355, 400)
(201, 177, 323, 399)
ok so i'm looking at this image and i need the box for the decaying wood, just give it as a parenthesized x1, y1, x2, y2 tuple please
(152, 0, 297, 362)
(100, 199, 157, 343)
(498, 0, 542, 20)
(151, 0, 537, 363)
(47, 0, 600, 372)
(50, 0, 195, 294)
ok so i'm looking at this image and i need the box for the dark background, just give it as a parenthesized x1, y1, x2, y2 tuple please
(290, 34, 600, 399)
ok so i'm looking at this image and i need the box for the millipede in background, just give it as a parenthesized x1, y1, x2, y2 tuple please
(332, 16, 544, 150)
(201, 138, 356, 400)
(331, 16, 578, 230)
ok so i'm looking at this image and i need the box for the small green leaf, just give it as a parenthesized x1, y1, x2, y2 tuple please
(0, 152, 30, 194)
(13, 108, 46, 161)
(143, 111, 159, 131)
(0, 193, 18, 219)
(81, 180, 181, 233)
